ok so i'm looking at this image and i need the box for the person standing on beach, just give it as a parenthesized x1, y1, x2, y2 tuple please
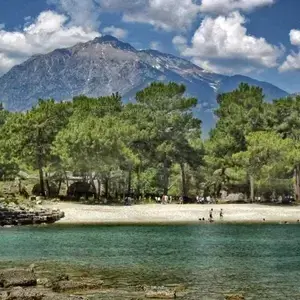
(209, 208, 213, 222)
(179, 196, 183, 204)
(162, 194, 168, 204)
(220, 209, 224, 219)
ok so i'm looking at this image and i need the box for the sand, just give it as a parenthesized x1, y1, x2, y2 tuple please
(43, 202, 300, 225)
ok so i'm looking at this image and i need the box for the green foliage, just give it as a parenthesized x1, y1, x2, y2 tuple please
(0, 82, 297, 202)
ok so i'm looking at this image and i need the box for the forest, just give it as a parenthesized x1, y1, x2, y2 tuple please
(0, 82, 299, 203)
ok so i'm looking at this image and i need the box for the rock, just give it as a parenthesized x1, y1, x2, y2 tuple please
(36, 196, 45, 202)
(28, 264, 36, 273)
(36, 278, 51, 288)
(165, 284, 186, 292)
(67, 182, 96, 200)
(36, 200, 42, 205)
(43, 294, 86, 300)
(144, 286, 176, 299)
(0, 206, 64, 226)
(52, 280, 104, 293)
(225, 295, 245, 300)
(0, 291, 9, 299)
(225, 193, 246, 203)
(53, 273, 69, 282)
(6, 287, 43, 300)
(32, 184, 58, 198)
(0, 269, 37, 288)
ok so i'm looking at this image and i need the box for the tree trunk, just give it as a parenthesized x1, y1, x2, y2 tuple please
(64, 170, 69, 189)
(180, 163, 187, 196)
(37, 127, 46, 197)
(136, 165, 141, 200)
(163, 158, 170, 195)
(57, 179, 62, 197)
(45, 172, 51, 198)
(249, 175, 255, 203)
(294, 166, 300, 202)
(97, 179, 101, 200)
(38, 167, 45, 197)
(104, 177, 109, 199)
(127, 169, 132, 196)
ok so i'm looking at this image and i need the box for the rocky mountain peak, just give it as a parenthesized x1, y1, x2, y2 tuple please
(0, 35, 289, 133)
(91, 35, 137, 52)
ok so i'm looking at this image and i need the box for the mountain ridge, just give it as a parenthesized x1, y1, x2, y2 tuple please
(0, 35, 289, 132)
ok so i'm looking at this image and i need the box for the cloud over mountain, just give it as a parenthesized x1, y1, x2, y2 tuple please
(100, 0, 201, 31)
(280, 29, 300, 72)
(173, 12, 282, 74)
(0, 10, 99, 74)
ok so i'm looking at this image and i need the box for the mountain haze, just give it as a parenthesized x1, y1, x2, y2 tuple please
(0, 35, 289, 132)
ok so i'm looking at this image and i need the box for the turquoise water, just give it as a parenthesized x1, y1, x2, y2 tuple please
(1, 224, 300, 299)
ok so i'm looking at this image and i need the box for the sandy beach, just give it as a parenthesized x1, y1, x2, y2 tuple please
(43, 202, 300, 224)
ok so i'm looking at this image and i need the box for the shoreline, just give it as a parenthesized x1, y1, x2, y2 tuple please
(42, 202, 300, 225)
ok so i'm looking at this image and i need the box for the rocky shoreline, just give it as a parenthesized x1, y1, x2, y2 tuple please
(0, 203, 64, 226)
(0, 264, 246, 300)
(0, 265, 188, 300)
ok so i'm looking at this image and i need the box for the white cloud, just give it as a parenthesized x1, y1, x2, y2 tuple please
(279, 52, 300, 72)
(172, 36, 187, 53)
(49, 0, 200, 32)
(103, 26, 128, 39)
(0, 10, 100, 74)
(150, 41, 163, 51)
(280, 29, 300, 72)
(48, 0, 101, 30)
(290, 29, 300, 46)
(0, 53, 19, 71)
(99, 0, 201, 31)
(200, 0, 275, 14)
(173, 12, 282, 74)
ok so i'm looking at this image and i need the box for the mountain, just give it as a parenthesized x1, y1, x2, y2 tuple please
(0, 35, 289, 133)
(291, 92, 300, 97)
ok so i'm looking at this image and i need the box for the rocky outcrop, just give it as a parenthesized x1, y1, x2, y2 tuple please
(225, 295, 245, 300)
(67, 182, 96, 200)
(52, 280, 104, 292)
(0, 268, 88, 300)
(143, 286, 177, 299)
(224, 193, 246, 203)
(42, 295, 85, 300)
(5, 287, 43, 300)
(0, 269, 36, 288)
(2, 287, 85, 300)
(0, 204, 64, 226)
(0, 266, 189, 300)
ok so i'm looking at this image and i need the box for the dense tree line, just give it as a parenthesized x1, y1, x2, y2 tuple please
(0, 82, 299, 202)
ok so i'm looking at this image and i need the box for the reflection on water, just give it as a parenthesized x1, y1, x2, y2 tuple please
(0, 224, 300, 299)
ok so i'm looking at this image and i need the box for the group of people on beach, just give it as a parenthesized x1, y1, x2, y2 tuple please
(199, 208, 224, 222)
(156, 195, 172, 204)
(155, 194, 216, 204)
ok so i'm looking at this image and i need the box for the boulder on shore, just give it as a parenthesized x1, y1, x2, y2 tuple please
(225, 294, 245, 300)
(224, 193, 246, 203)
(0, 269, 36, 288)
(52, 280, 104, 293)
(2, 287, 86, 300)
(0, 205, 64, 226)
(144, 286, 176, 299)
(5, 286, 43, 300)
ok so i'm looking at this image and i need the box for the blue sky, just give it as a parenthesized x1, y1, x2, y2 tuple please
(0, 0, 299, 92)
